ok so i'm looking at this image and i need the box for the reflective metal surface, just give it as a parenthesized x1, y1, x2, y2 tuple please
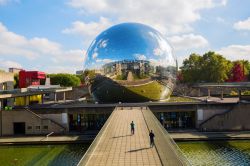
(84, 23, 176, 103)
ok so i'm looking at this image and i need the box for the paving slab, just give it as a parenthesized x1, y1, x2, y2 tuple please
(170, 131, 250, 141)
(78, 107, 189, 166)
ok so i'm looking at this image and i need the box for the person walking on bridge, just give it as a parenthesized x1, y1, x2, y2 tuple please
(149, 130, 155, 148)
(130, 121, 135, 135)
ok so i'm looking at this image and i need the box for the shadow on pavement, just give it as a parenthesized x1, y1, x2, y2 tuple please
(111, 134, 132, 139)
(126, 147, 151, 153)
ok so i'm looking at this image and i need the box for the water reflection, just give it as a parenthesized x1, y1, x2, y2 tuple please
(0, 144, 89, 166)
(177, 141, 250, 166)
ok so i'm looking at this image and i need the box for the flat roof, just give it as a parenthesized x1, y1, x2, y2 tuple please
(193, 82, 250, 89)
(0, 87, 72, 99)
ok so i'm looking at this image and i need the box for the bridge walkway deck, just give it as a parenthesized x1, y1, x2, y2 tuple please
(78, 107, 189, 166)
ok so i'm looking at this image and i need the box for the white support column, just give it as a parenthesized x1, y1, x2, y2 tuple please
(54, 93, 57, 102)
(0, 99, 2, 110)
(221, 88, 224, 100)
(25, 96, 30, 106)
(198, 88, 201, 97)
(63, 92, 66, 102)
(207, 88, 211, 98)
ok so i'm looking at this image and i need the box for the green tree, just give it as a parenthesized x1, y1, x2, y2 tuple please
(14, 74, 19, 88)
(180, 51, 232, 83)
(180, 53, 203, 83)
(201, 51, 232, 82)
(83, 70, 96, 79)
(76, 74, 84, 84)
(48, 73, 81, 87)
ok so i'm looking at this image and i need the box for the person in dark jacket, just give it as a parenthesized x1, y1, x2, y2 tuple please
(149, 130, 155, 147)
(130, 121, 135, 135)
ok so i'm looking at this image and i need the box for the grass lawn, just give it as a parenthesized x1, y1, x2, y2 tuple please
(168, 96, 199, 102)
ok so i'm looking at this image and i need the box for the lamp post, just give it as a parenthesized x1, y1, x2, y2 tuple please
(243, 59, 245, 81)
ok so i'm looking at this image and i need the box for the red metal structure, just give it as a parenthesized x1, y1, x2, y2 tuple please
(19, 70, 46, 88)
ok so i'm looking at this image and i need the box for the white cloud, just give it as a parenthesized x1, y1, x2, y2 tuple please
(99, 39, 108, 48)
(168, 34, 209, 51)
(52, 49, 86, 64)
(29, 38, 61, 54)
(92, 52, 98, 59)
(134, 54, 146, 60)
(233, 17, 250, 31)
(216, 17, 226, 23)
(0, 59, 22, 69)
(62, 17, 111, 46)
(218, 44, 250, 61)
(96, 58, 113, 63)
(153, 48, 164, 56)
(45, 66, 80, 74)
(67, 0, 227, 35)
(67, 0, 108, 12)
(0, 22, 86, 73)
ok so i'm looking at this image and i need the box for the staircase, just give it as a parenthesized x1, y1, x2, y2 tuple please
(200, 103, 250, 131)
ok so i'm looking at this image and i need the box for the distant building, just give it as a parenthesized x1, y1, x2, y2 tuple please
(103, 60, 151, 79)
(0, 71, 14, 90)
(19, 70, 46, 88)
(0, 71, 14, 109)
(76, 70, 84, 75)
(9, 67, 22, 74)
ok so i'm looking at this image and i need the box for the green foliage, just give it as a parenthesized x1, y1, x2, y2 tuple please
(242, 90, 250, 95)
(168, 97, 198, 102)
(14, 74, 19, 88)
(76, 74, 84, 83)
(229, 90, 250, 96)
(48, 73, 81, 87)
(116, 74, 126, 80)
(181, 53, 203, 83)
(180, 51, 232, 83)
(83, 70, 96, 79)
(230, 90, 238, 96)
(116, 73, 149, 80)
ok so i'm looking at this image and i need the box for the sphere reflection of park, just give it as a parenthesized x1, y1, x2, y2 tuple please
(84, 23, 177, 102)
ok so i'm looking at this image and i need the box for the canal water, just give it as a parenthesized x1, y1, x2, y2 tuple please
(0, 144, 89, 166)
(177, 140, 250, 166)
(1, 141, 249, 165)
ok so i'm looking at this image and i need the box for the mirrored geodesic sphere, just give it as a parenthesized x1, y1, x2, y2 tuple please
(84, 23, 177, 103)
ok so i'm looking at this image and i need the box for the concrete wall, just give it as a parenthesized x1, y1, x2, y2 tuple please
(0, 71, 14, 90)
(196, 105, 233, 128)
(1, 110, 65, 136)
(200, 103, 250, 131)
(39, 113, 69, 131)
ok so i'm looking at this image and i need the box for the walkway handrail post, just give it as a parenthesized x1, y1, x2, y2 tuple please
(77, 107, 116, 166)
(142, 107, 191, 165)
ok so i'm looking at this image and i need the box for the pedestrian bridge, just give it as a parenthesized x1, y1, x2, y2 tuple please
(77, 107, 190, 166)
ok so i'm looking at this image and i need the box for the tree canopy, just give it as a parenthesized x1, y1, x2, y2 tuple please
(180, 51, 233, 83)
(49, 73, 81, 87)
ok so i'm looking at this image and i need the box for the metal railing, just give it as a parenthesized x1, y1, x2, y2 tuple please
(77, 107, 116, 166)
(141, 107, 191, 166)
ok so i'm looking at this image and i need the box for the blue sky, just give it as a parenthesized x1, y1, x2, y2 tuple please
(0, 0, 250, 73)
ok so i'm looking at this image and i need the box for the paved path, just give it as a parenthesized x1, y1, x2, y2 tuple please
(78, 107, 188, 166)
(0, 135, 94, 144)
(170, 131, 250, 141)
(191, 96, 239, 103)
